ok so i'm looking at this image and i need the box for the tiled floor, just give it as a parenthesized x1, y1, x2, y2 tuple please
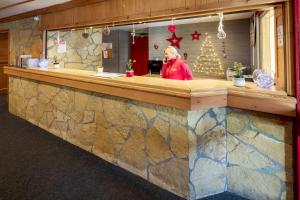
(0, 94, 248, 200)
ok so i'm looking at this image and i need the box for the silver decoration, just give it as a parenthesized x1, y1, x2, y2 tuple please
(253, 69, 274, 89)
(217, 12, 226, 40)
(131, 24, 136, 44)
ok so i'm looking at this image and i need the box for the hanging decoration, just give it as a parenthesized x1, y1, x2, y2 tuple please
(166, 33, 183, 49)
(131, 24, 136, 45)
(167, 18, 177, 33)
(154, 44, 159, 50)
(193, 33, 225, 77)
(217, 12, 226, 40)
(82, 29, 89, 39)
(191, 31, 201, 40)
(184, 52, 188, 60)
(103, 26, 111, 36)
(222, 41, 227, 58)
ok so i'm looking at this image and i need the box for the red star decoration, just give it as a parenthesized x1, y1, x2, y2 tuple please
(191, 31, 201, 40)
(166, 33, 183, 49)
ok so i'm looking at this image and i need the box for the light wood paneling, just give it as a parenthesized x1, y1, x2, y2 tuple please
(275, 5, 285, 90)
(3, 66, 296, 116)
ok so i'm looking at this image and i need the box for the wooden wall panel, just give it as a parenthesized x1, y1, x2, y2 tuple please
(40, 0, 288, 30)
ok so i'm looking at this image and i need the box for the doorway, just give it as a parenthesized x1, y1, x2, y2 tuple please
(0, 30, 9, 93)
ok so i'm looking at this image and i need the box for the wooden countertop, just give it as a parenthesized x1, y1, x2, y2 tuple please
(4, 66, 296, 117)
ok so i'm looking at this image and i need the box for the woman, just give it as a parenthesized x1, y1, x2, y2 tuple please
(161, 46, 193, 80)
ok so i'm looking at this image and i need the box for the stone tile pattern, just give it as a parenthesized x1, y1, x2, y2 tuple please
(227, 108, 293, 200)
(8, 77, 294, 200)
(8, 77, 189, 198)
(47, 28, 102, 71)
(188, 108, 227, 200)
(0, 17, 42, 65)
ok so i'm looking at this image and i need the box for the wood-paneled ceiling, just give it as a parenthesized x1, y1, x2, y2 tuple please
(0, 0, 71, 19)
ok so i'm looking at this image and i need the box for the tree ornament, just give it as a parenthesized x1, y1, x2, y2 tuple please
(103, 26, 111, 35)
(131, 24, 136, 44)
(193, 33, 225, 77)
(222, 41, 227, 58)
(217, 12, 226, 39)
(167, 18, 176, 33)
(154, 44, 159, 50)
(191, 31, 201, 40)
(184, 52, 188, 60)
(166, 33, 183, 49)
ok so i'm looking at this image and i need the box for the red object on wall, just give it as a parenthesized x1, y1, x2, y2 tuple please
(295, 0, 300, 199)
(167, 25, 177, 33)
(191, 31, 201, 40)
(131, 36, 149, 76)
(166, 33, 183, 49)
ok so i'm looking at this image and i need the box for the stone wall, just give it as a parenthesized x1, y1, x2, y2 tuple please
(0, 17, 42, 65)
(8, 77, 189, 198)
(227, 108, 293, 200)
(47, 28, 102, 71)
(188, 108, 227, 199)
(8, 76, 294, 200)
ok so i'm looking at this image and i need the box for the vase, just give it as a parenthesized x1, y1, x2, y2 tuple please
(126, 70, 134, 77)
(54, 63, 60, 69)
(97, 68, 104, 73)
(233, 77, 245, 87)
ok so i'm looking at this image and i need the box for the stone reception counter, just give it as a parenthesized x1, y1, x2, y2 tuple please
(4, 66, 296, 200)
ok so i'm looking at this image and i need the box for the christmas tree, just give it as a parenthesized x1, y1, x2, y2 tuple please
(193, 33, 225, 78)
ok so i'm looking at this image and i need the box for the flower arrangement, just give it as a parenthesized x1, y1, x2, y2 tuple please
(233, 62, 245, 78)
(52, 56, 59, 65)
(126, 59, 136, 71)
(52, 56, 60, 69)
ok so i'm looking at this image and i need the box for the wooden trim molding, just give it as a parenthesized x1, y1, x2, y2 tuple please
(3, 67, 296, 117)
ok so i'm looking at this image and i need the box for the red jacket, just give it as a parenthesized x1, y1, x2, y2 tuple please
(161, 57, 193, 80)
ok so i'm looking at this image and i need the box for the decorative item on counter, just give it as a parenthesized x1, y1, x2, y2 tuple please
(38, 58, 48, 69)
(27, 58, 39, 68)
(192, 33, 225, 77)
(233, 62, 246, 87)
(191, 31, 201, 40)
(103, 26, 111, 35)
(184, 52, 188, 60)
(52, 56, 60, 69)
(167, 18, 176, 33)
(82, 29, 89, 39)
(154, 44, 159, 50)
(166, 33, 183, 49)
(217, 12, 226, 40)
(252, 69, 274, 89)
(131, 24, 136, 45)
(125, 59, 136, 77)
(18, 55, 32, 68)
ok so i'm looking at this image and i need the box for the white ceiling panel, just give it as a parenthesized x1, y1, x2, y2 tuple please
(0, 0, 71, 19)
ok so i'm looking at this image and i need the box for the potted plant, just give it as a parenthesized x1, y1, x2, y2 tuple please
(126, 59, 135, 77)
(233, 62, 246, 87)
(52, 56, 60, 69)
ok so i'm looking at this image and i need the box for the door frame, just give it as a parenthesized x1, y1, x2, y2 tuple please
(0, 29, 10, 94)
